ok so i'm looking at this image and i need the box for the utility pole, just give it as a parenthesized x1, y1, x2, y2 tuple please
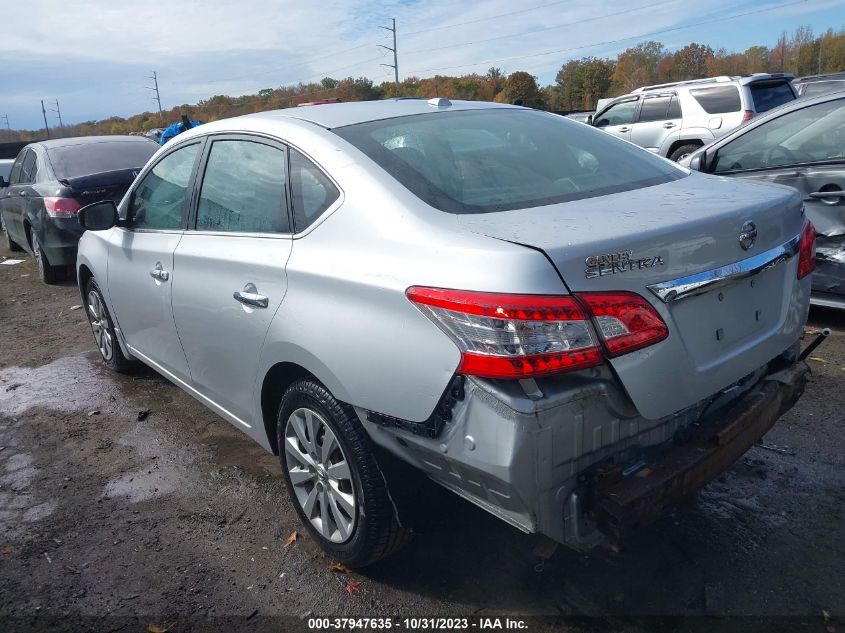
(41, 100, 51, 139)
(146, 71, 164, 121)
(49, 99, 64, 132)
(818, 37, 823, 74)
(379, 18, 399, 86)
(1, 115, 10, 140)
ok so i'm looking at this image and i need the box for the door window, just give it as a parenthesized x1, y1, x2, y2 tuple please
(638, 97, 671, 123)
(290, 149, 340, 231)
(19, 150, 37, 184)
(690, 85, 741, 114)
(594, 100, 638, 127)
(130, 143, 200, 230)
(714, 99, 845, 173)
(196, 139, 290, 233)
(9, 154, 24, 184)
(667, 96, 682, 119)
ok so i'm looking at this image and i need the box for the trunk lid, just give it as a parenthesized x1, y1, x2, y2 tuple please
(457, 173, 808, 419)
(60, 168, 139, 207)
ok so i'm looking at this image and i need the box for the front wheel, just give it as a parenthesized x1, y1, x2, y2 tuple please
(277, 379, 410, 567)
(85, 277, 134, 373)
(669, 143, 701, 162)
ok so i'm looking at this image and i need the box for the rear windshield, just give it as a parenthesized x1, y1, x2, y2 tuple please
(689, 85, 741, 114)
(749, 80, 796, 113)
(47, 140, 157, 180)
(333, 109, 684, 214)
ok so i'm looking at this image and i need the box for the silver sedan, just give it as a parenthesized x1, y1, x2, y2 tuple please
(76, 98, 813, 566)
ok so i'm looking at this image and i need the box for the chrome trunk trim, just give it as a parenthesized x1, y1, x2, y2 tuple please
(647, 234, 801, 303)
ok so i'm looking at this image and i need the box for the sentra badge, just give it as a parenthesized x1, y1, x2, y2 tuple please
(585, 250, 665, 279)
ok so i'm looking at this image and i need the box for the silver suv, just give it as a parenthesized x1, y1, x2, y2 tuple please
(591, 74, 797, 161)
(76, 99, 813, 566)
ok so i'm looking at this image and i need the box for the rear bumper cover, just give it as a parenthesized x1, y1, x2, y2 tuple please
(360, 349, 808, 549)
(592, 360, 809, 542)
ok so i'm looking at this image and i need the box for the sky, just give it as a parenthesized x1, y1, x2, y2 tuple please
(1, 0, 844, 130)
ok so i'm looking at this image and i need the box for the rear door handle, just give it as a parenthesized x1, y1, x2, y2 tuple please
(233, 283, 268, 309)
(617, 127, 630, 133)
(663, 122, 677, 128)
(18, 191, 27, 197)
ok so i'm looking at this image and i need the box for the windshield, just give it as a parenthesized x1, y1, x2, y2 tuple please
(47, 140, 157, 180)
(334, 109, 684, 214)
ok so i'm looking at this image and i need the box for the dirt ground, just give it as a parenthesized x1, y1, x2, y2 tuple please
(0, 244, 843, 633)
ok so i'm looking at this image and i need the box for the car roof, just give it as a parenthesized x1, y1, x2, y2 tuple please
(794, 72, 845, 83)
(232, 98, 519, 129)
(34, 135, 156, 150)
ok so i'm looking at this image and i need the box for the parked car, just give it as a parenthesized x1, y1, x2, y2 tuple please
(794, 72, 845, 98)
(591, 73, 797, 161)
(682, 91, 845, 310)
(0, 136, 157, 282)
(76, 99, 813, 566)
(0, 158, 12, 240)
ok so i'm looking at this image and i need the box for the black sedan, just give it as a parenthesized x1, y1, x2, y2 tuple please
(0, 136, 157, 283)
(683, 91, 845, 310)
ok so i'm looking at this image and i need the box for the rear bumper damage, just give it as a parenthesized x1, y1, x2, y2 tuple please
(359, 346, 809, 550)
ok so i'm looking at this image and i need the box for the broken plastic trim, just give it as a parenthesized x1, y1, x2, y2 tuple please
(367, 375, 465, 439)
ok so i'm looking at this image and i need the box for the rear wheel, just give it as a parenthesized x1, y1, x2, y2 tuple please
(32, 232, 66, 284)
(85, 277, 134, 373)
(2, 217, 22, 252)
(277, 379, 410, 567)
(669, 143, 701, 162)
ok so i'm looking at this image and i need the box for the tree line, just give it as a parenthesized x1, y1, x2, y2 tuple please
(5, 24, 844, 141)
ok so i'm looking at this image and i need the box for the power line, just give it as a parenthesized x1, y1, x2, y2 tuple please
(379, 18, 399, 85)
(401, 0, 676, 58)
(402, 0, 573, 37)
(404, 0, 809, 75)
(146, 71, 164, 121)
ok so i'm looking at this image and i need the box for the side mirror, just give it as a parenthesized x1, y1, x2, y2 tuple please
(687, 150, 708, 172)
(0, 177, 8, 188)
(78, 200, 118, 231)
(586, 114, 593, 125)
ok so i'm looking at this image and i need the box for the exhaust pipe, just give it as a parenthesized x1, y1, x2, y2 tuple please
(798, 328, 831, 362)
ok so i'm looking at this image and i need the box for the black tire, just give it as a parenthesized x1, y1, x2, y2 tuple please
(2, 217, 23, 252)
(32, 232, 66, 284)
(277, 379, 410, 567)
(84, 277, 134, 373)
(669, 143, 701, 162)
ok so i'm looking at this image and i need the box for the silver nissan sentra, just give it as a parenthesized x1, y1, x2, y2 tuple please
(76, 98, 815, 566)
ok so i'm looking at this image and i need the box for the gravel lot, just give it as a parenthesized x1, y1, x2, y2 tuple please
(0, 244, 843, 633)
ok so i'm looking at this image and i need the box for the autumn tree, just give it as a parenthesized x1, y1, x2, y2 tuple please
(496, 71, 544, 108)
(611, 41, 666, 93)
(672, 43, 714, 80)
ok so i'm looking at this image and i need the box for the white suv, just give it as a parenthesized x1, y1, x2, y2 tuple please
(591, 74, 797, 161)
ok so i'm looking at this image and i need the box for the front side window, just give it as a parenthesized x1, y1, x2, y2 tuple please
(690, 85, 741, 114)
(638, 96, 671, 123)
(196, 139, 289, 233)
(594, 100, 638, 127)
(9, 154, 24, 184)
(714, 99, 845, 173)
(335, 109, 684, 214)
(130, 143, 199, 230)
(290, 149, 340, 231)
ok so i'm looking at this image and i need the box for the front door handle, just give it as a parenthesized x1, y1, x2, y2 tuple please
(809, 190, 845, 199)
(233, 283, 268, 309)
(617, 127, 630, 133)
(149, 263, 170, 282)
(18, 191, 27, 197)
(663, 122, 677, 129)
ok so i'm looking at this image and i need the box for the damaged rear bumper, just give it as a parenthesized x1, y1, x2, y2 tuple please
(592, 360, 809, 543)
(358, 351, 809, 550)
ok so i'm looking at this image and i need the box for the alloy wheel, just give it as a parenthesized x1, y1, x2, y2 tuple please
(284, 407, 356, 543)
(33, 236, 44, 277)
(87, 290, 114, 361)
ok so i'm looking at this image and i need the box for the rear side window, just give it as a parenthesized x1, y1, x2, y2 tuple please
(638, 96, 671, 123)
(130, 143, 200, 230)
(334, 109, 684, 214)
(196, 139, 290, 234)
(690, 86, 741, 114)
(19, 150, 37, 184)
(9, 154, 24, 184)
(48, 141, 157, 180)
(290, 149, 339, 231)
(749, 80, 796, 113)
(802, 81, 845, 98)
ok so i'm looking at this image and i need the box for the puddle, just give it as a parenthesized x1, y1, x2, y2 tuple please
(0, 354, 118, 417)
(104, 463, 191, 503)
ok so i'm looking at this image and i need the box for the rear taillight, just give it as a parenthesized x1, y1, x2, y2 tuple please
(44, 197, 81, 218)
(741, 110, 754, 123)
(797, 220, 816, 280)
(576, 292, 669, 357)
(406, 287, 667, 379)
